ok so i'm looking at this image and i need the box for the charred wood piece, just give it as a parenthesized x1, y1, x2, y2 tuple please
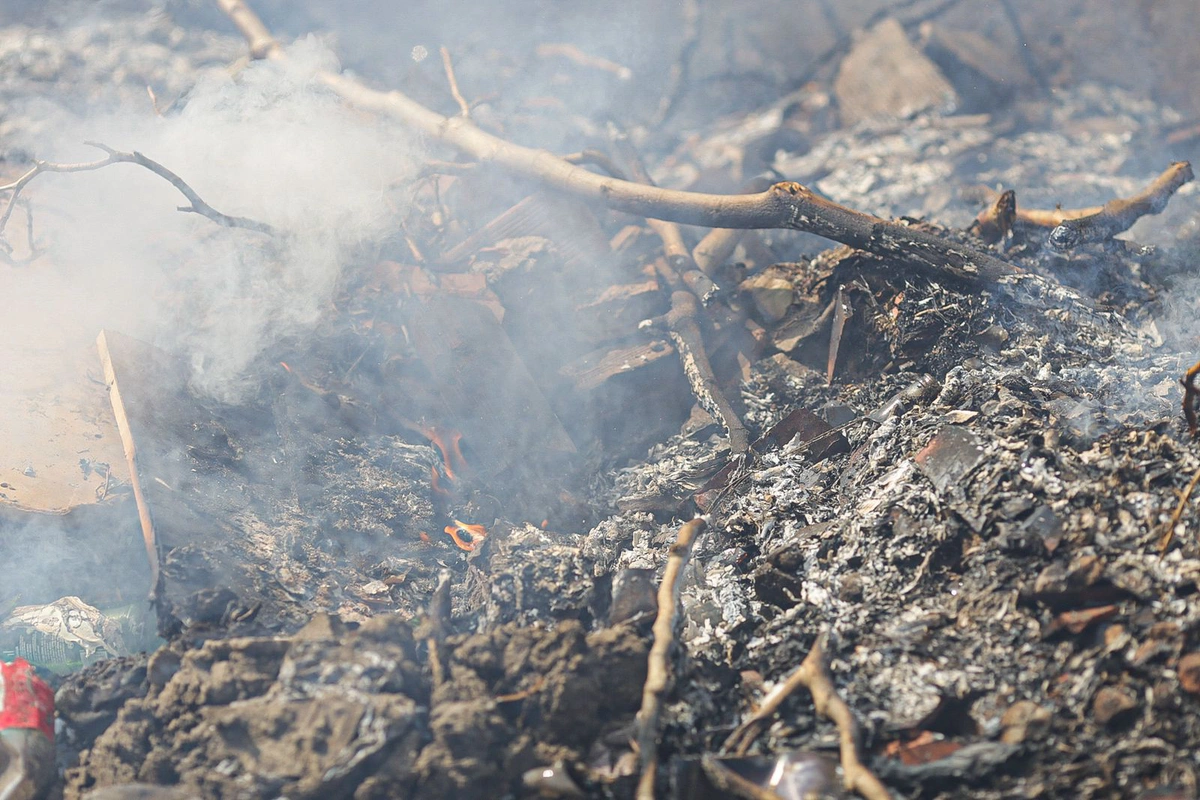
(969, 189, 1016, 244)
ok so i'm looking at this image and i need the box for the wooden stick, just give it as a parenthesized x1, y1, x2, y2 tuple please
(97, 330, 162, 599)
(214, 0, 1017, 283)
(616, 141, 751, 455)
(636, 517, 707, 800)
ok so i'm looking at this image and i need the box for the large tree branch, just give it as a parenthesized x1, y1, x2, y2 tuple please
(215, 0, 1017, 282)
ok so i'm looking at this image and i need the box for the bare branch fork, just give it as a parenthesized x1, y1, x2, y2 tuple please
(215, 0, 1018, 283)
(723, 635, 892, 800)
(0, 141, 276, 246)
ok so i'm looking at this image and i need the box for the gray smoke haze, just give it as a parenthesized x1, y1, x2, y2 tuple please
(4, 36, 421, 399)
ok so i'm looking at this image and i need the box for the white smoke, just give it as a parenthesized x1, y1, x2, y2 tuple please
(3, 36, 422, 399)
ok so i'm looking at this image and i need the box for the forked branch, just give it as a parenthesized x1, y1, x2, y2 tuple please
(723, 635, 892, 800)
(0, 142, 276, 244)
(216, 0, 1017, 283)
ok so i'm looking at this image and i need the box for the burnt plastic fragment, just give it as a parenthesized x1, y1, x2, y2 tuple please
(607, 568, 658, 625)
(914, 426, 986, 495)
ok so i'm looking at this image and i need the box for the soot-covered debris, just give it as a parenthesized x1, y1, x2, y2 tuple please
(5, 2, 1200, 800)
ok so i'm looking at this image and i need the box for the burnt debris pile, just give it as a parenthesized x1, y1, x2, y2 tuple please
(3, 1, 1200, 798)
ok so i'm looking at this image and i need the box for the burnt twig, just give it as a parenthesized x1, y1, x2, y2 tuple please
(1183, 358, 1200, 439)
(723, 635, 891, 800)
(535, 43, 632, 80)
(636, 517, 707, 800)
(1048, 161, 1193, 250)
(969, 189, 1016, 244)
(216, 0, 1017, 283)
(0, 142, 276, 243)
(663, 284, 751, 454)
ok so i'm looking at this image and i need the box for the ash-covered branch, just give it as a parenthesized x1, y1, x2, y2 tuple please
(615, 139, 751, 455)
(0, 142, 276, 242)
(723, 635, 892, 800)
(662, 285, 751, 454)
(636, 517, 706, 800)
(216, 0, 1017, 283)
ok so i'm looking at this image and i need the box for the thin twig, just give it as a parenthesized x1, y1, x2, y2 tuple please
(1160, 462, 1200, 553)
(0, 142, 276, 239)
(535, 43, 632, 80)
(439, 46, 471, 118)
(215, 0, 1017, 283)
(636, 517, 707, 800)
(1182, 358, 1200, 439)
(650, 0, 700, 127)
(723, 635, 892, 800)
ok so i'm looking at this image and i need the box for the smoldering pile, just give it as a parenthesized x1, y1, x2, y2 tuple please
(2, 2, 1200, 800)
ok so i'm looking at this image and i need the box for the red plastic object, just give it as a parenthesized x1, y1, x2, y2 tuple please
(0, 659, 55, 800)
(0, 661, 54, 742)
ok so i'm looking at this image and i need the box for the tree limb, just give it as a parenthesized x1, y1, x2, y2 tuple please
(1048, 161, 1193, 249)
(215, 0, 1017, 283)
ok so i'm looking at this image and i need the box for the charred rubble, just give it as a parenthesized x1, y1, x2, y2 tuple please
(3, 2, 1200, 799)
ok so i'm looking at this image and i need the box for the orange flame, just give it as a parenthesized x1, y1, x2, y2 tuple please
(444, 519, 487, 551)
(421, 425, 467, 481)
